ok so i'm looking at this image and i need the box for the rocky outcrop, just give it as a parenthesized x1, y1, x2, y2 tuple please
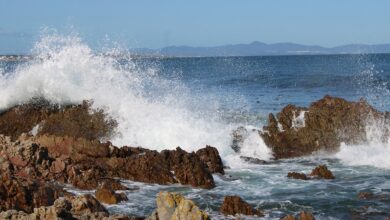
(95, 182, 128, 205)
(310, 165, 335, 179)
(0, 194, 110, 219)
(0, 99, 117, 141)
(287, 172, 308, 180)
(147, 191, 209, 220)
(281, 211, 315, 220)
(219, 196, 263, 217)
(196, 145, 224, 174)
(261, 96, 387, 159)
(287, 165, 334, 180)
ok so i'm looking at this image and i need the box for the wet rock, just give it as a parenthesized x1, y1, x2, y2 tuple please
(261, 96, 386, 159)
(95, 183, 128, 205)
(231, 126, 249, 153)
(219, 195, 263, 216)
(196, 145, 224, 174)
(287, 172, 308, 180)
(281, 211, 315, 220)
(298, 211, 315, 220)
(358, 192, 374, 200)
(162, 147, 215, 189)
(240, 156, 268, 165)
(150, 191, 209, 220)
(0, 99, 117, 141)
(309, 165, 335, 179)
(70, 194, 108, 217)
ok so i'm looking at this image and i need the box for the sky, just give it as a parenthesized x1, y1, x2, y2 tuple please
(0, 0, 389, 54)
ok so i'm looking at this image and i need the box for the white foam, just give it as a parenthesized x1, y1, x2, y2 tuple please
(336, 116, 390, 169)
(0, 33, 273, 167)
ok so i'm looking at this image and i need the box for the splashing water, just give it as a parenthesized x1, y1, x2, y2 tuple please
(0, 33, 272, 166)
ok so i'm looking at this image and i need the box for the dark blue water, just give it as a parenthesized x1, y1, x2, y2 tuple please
(133, 54, 390, 115)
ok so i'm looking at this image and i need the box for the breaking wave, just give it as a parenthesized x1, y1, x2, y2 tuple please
(0, 33, 272, 166)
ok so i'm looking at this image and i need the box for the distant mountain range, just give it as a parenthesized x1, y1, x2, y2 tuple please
(131, 41, 390, 57)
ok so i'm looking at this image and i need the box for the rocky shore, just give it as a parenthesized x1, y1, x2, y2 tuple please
(0, 95, 388, 219)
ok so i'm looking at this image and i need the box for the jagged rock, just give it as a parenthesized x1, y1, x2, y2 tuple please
(310, 165, 335, 179)
(261, 96, 387, 159)
(0, 177, 68, 213)
(240, 156, 268, 165)
(162, 147, 215, 189)
(219, 196, 263, 216)
(298, 211, 315, 220)
(287, 172, 308, 180)
(0, 195, 111, 219)
(70, 194, 108, 217)
(95, 183, 128, 205)
(150, 191, 209, 220)
(0, 100, 116, 141)
(196, 145, 224, 174)
(281, 211, 315, 220)
(231, 126, 249, 153)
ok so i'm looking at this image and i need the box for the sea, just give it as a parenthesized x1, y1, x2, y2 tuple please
(0, 34, 389, 219)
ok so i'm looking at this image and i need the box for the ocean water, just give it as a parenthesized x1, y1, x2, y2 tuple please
(1, 34, 390, 219)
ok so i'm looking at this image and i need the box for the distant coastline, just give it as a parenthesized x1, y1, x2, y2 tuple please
(2, 42, 390, 60)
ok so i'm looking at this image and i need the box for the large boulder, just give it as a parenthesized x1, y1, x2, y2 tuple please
(261, 96, 387, 159)
(195, 145, 224, 174)
(219, 196, 263, 217)
(95, 182, 128, 205)
(148, 191, 209, 220)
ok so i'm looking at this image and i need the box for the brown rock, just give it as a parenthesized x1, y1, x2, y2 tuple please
(0, 177, 67, 213)
(95, 183, 128, 205)
(358, 192, 374, 200)
(50, 158, 66, 174)
(70, 194, 108, 216)
(0, 99, 117, 141)
(196, 145, 224, 174)
(298, 211, 315, 220)
(219, 196, 263, 216)
(310, 165, 335, 179)
(261, 96, 386, 159)
(287, 172, 308, 180)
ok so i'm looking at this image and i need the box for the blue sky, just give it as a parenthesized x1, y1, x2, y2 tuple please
(0, 0, 389, 53)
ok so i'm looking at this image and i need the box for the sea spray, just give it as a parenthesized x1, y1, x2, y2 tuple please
(0, 33, 271, 167)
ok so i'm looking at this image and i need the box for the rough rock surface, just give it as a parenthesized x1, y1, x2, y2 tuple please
(310, 165, 335, 179)
(0, 194, 110, 219)
(219, 196, 263, 216)
(148, 191, 209, 220)
(261, 96, 387, 159)
(282, 211, 315, 220)
(287, 172, 308, 180)
(196, 145, 224, 174)
(95, 182, 128, 205)
(0, 99, 117, 141)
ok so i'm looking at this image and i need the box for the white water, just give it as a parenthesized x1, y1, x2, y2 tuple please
(1, 33, 390, 170)
(0, 33, 272, 167)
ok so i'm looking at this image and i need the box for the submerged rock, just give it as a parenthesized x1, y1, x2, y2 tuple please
(219, 195, 263, 217)
(281, 211, 315, 220)
(240, 156, 268, 165)
(148, 191, 209, 220)
(261, 96, 387, 159)
(287, 165, 334, 180)
(287, 172, 308, 180)
(309, 165, 335, 179)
